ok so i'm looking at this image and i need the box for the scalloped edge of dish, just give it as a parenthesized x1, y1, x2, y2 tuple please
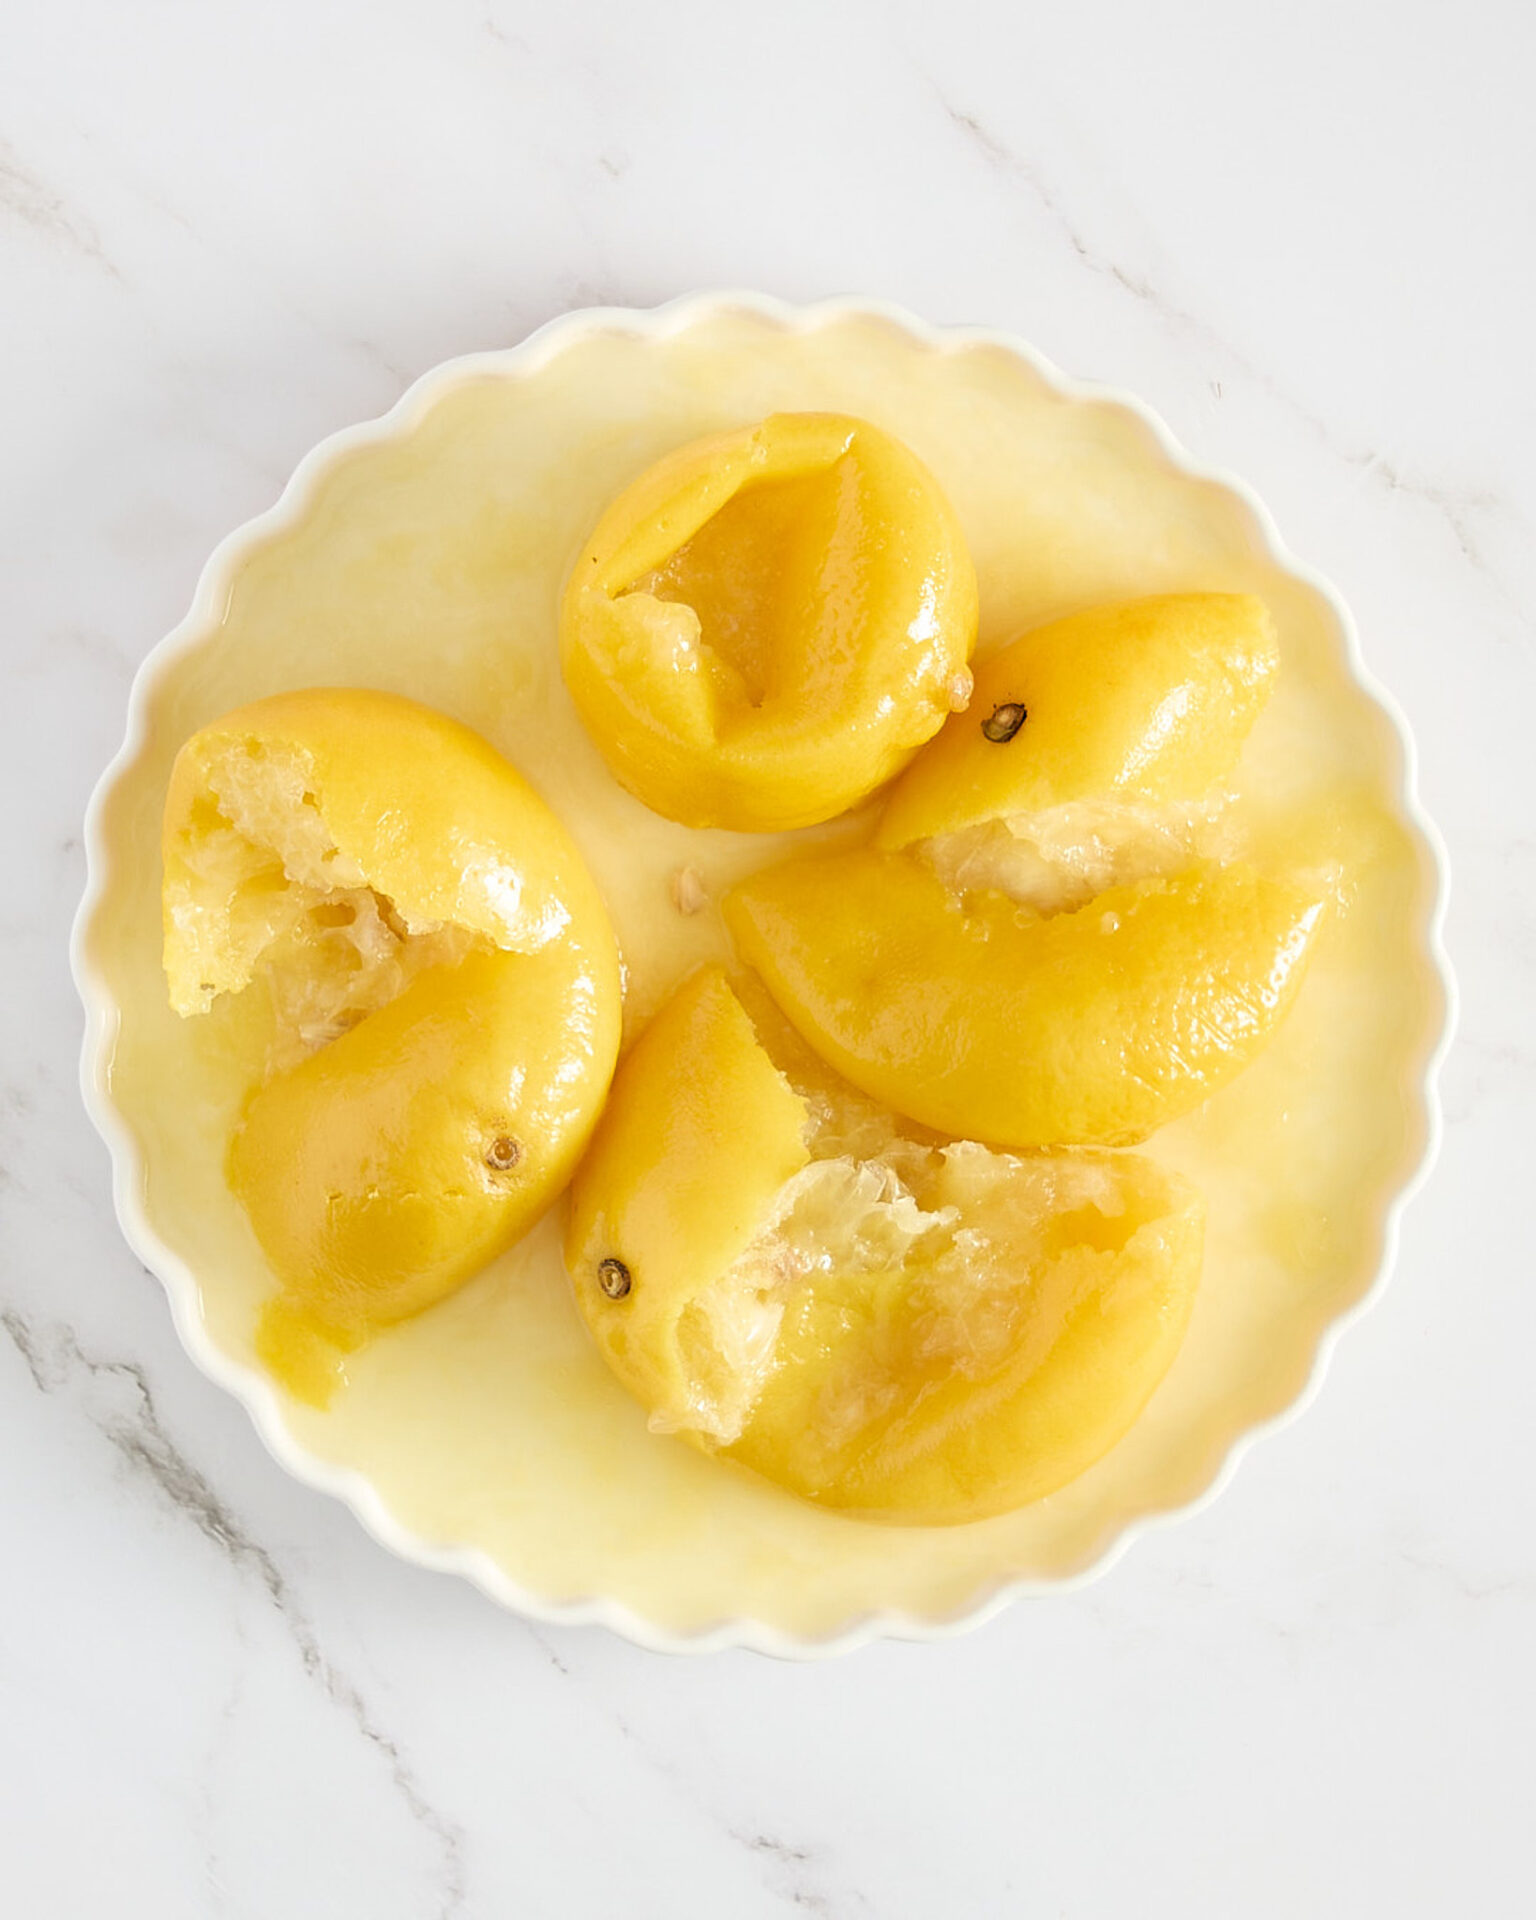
(71, 291, 1455, 1658)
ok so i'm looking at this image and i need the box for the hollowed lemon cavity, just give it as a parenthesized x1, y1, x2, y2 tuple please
(629, 460, 854, 715)
(559, 412, 977, 831)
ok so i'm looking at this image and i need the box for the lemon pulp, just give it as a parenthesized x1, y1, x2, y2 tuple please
(163, 688, 622, 1404)
(568, 968, 1205, 1523)
(96, 316, 1438, 1625)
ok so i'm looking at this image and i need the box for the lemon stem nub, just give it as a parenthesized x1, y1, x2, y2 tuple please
(982, 702, 1027, 743)
(485, 1135, 523, 1171)
(598, 1258, 633, 1300)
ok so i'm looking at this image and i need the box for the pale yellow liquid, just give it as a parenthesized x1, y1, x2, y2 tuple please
(84, 311, 1444, 1637)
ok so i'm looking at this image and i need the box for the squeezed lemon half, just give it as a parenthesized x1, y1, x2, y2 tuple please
(559, 411, 978, 831)
(163, 687, 622, 1404)
(725, 589, 1324, 1150)
(567, 967, 1205, 1524)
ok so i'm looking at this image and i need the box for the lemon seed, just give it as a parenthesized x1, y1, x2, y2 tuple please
(598, 1257, 632, 1299)
(670, 866, 708, 916)
(982, 702, 1027, 743)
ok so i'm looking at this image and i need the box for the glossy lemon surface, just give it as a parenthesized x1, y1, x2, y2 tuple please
(569, 969, 1205, 1522)
(727, 848, 1325, 1148)
(84, 309, 1442, 1636)
(877, 593, 1278, 849)
(560, 412, 977, 831)
(566, 967, 811, 1438)
(163, 688, 622, 1401)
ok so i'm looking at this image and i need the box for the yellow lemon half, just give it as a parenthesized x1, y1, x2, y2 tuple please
(725, 849, 1325, 1149)
(163, 688, 623, 1403)
(559, 412, 978, 832)
(566, 967, 1205, 1523)
(877, 593, 1278, 850)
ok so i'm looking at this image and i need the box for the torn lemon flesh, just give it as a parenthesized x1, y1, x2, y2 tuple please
(559, 412, 978, 831)
(725, 849, 1325, 1149)
(162, 688, 622, 1404)
(877, 593, 1278, 851)
(566, 967, 1204, 1522)
(912, 795, 1240, 920)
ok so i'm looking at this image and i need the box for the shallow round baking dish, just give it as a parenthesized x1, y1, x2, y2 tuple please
(73, 293, 1453, 1656)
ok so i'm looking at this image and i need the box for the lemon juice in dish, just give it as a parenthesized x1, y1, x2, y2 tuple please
(100, 311, 1435, 1627)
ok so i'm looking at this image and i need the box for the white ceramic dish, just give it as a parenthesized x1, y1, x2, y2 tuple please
(73, 293, 1452, 1656)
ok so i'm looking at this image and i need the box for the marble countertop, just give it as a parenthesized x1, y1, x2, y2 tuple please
(3, 2, 1530, 1913)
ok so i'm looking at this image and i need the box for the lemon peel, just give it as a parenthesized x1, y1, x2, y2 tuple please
(725, 849, 1325, 1149)
(560, 412, 977, 831)
(566, 967, 1204, 1523)
(162, 687, 622, 1403)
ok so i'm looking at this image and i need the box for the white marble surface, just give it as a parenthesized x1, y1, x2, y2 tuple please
(1, 1, 1530, 1912)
